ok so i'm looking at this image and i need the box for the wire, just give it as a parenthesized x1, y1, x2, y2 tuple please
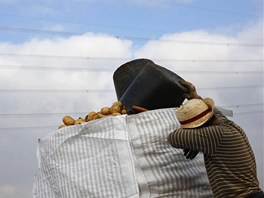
(0, 103, 262, 117)
(0, 64, 263, 74)
(198, 85, 263, 90)
(0, 53, 263, 62)
(1, 0, 260, 29)
(0, 1, 257, 29)
(0, 112, 88, 117)
(0, 26, 262, 47)
(222, 103, 264, 108)
(234, 110, 264, 115)
(0, 89, 114, 93)
(0, 85, 262, 93)
(151, 0, 258, 16)
(169, 70, 263, 74)
(0, 26, 77, 36)
(0, 126, 58, 130)
(0, 110, 262, 130)
(0, 14, 167, 34)
(0, 65, 114, 72)
(0, 53, 130, 61)
(176, 6, 255, 16)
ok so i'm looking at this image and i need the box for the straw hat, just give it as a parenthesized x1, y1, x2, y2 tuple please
(176, 98, 215, 128)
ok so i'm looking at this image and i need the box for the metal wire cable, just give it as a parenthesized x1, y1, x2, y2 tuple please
(0, 64, 263, 74)
(0, 26, 262, 47)
(0, 85, 262, 93)
(0, 53, 263, 62)
(0, 103, 262, 117)
(0, 110, 262, 131)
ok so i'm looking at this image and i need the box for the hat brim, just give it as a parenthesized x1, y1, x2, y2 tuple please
(203, 98, 215, 110)
(180, 98, 215, 129)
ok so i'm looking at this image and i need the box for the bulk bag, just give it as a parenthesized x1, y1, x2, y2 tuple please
(33, 108, 213, 198)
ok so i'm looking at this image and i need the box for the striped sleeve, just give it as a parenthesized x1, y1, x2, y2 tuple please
(167, 125, 224, 155)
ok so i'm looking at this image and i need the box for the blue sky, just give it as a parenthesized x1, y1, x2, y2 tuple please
(0, 0, 263, 197)
(0, 0, 262, 43)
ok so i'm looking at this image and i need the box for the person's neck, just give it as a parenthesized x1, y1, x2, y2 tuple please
(209, 116, 220, 125)
(201, 116, 220, 127)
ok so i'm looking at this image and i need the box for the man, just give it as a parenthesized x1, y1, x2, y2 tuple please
(167, 80, 263, 198)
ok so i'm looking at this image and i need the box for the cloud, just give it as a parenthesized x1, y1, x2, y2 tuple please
(134, 20, 263, 89)
(0, 32, 134, 197)
(0, 19, 263, 197)
(0, 33, 133, 120)
(0, 19, 262, 138)
(135, 19, 263, 59)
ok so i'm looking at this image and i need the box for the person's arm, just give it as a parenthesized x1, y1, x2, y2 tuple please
(171, 80, 223, 158)
(167, 125, 224, 156)
(179, 80, 202, 100)
(179, 80, 227, 122)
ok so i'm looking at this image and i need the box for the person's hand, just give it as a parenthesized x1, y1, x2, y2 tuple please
(179, 80, 202, 100)
(183, 149, 199, 160)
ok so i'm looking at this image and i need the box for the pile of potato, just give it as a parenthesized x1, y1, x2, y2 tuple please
(58, 101, 127, 129)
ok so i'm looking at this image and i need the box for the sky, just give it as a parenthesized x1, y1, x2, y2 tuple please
(0, 0, 263, 197)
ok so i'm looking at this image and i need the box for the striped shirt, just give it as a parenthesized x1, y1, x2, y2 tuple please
(167, 108, 261, 198)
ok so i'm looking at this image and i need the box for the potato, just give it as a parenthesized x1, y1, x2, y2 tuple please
(74, 117, 85, 125)
(89, 111, 97, 117)
(121, 109, 127, 114)
(93, 113, 99, 120)
(112, 101, 122, 106)
(60, 101, 127, 128)
(58, 124, 67, 129)
(63, 115, 75, 126)
(101, 107, 111, 115)
(112, 112, 121, 116)
(98, 113, 107, 118)
(111, 105, 122, 113)
(85, 111, 97, 122)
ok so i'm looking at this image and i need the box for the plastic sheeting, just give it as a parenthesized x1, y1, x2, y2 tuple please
(33, 108, 213, 198)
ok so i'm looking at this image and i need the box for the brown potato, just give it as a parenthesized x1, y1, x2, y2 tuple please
(111, 105, 122, 113)
(85, 111, 97, 122)
(63, 115, 75, 126)
(74, 117, 85, 125)
(89, 111, 97, 117)
(58, 124, 67, 129)
(121, 109, 127, 114)
(92, 113, 99, 120)
(112, 112, 121, 116)
(61, 101, 127, 127)
(98, 113, 107, 118)
(100, 107, 111, 115)
(113, 101, 122, 106)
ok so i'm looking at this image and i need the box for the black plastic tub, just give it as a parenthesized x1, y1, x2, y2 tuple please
(113, 59, 188, 114)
